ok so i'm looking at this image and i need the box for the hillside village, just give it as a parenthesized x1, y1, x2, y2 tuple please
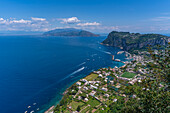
(49, 49, 167, 113)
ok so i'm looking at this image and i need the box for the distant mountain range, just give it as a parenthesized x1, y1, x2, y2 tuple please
(43, 28, 100, 37)
(102, 31, 170, 51)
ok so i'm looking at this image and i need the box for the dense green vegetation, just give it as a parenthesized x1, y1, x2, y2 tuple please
(102, 31, 169, 51)
(87, 98, 100, 107)
(109, 44, 170, 113)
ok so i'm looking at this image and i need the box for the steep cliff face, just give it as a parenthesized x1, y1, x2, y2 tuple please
(102, 31, 169, 51)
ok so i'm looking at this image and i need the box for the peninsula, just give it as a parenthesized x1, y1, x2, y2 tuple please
(101, 31, 169, 52)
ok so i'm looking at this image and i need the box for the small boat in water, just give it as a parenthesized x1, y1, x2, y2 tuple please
(115, 59, 121, 62)
(117, 51, 124, 54)
(30, 110, 34, 113)
(112, 55, 115, 60)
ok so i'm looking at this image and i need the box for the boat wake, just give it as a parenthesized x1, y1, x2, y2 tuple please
(91, 54, 97, 57)
(69, 67, 85, 76)
(59, 67, 85, 82)
(101, 51, 111, 55)
(77, 62, 86, 67)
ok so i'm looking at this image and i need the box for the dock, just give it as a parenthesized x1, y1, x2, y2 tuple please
(111, 55, 128, 64)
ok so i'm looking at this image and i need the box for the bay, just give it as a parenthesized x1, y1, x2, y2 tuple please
(0, 36, 125, 113)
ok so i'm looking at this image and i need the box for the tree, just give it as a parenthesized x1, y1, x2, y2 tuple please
(54, 105, 60, 113)
(77, 105, 81, 112)
(120, 43, 170, 112)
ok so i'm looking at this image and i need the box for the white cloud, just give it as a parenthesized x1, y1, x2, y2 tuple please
(0, 17, 50, 32)
(77, 22, 101, 26)
(31, 17, 46, 21)
(146, 16, 170, 33)
(59, 17, 80, 24)
(9, 19, 31, 24)
(87, 26, 119, 32)
(0, 18, 7, 24)
(0, 18, 4, 21)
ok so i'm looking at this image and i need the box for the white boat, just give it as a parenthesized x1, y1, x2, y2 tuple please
(112, 55, 114, 60)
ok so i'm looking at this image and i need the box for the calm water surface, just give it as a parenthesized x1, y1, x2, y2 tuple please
(0, 36, 125, 113)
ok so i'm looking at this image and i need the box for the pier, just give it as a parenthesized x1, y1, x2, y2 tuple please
(111, 55, 128, 64)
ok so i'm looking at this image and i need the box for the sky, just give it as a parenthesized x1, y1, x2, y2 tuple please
(0, 0, 170, 34)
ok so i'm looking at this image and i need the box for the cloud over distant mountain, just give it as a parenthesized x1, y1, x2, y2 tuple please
(59, 17, 80, 24)
(77, 22, 101, 26)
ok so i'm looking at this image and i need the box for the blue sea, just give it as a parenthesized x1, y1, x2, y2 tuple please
(0, 36, 126, 113)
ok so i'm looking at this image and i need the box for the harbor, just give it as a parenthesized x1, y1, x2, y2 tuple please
(103, 50, 130, 64)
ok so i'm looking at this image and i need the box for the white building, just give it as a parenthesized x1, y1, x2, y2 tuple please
(78, 96, 82, 100)
(132, 94, 137, 98)
(101, 87, 108, 92)
(83, 86, 88, 90)
(84, 98, 88, 102)
(113, 98, 117, 102)
(89, 81, 96, 84)
(98, 74, 103, 78)
(90, 85, 98, 89)
(81, 79, 87, 83)
(76, 82, 81, 86)
(105, 94, 109, 97)
(90, 91, 96, 96)
(78, 86, 81, 89)
(110, 81, 114, 84)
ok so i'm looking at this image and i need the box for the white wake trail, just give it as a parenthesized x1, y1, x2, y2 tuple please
(77, 62, 86, 67)
(59, 67, 85, 82)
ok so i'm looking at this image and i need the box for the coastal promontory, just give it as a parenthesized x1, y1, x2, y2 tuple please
(43, 28, 100, 37)
(102, 31, 169, 51)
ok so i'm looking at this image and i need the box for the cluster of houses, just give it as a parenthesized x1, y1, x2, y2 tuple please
(66, 51, 155, 112)
(73, 69, 116, 104)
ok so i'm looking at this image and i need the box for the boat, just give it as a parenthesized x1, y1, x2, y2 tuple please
(117, 51, 124, 54)
(115, 59, 121, 62)
(112, 55, 114, 60)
